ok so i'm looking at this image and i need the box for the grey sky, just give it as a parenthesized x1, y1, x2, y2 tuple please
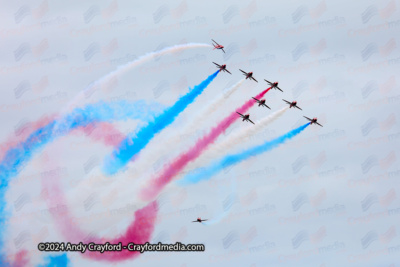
(1, 0, 399, 266)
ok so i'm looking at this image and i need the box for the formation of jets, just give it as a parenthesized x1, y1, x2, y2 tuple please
(194, 40, 325, 223)
(210, 39, 323, 128)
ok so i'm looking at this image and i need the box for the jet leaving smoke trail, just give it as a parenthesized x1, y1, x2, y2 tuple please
(180, 123, 311, 185)
(102, 70, 220, 176)
(51, 43, 212, 134)
(139, 87, 272, 201)
(122, 79, 246, 181)
(186, 106, 290, 171)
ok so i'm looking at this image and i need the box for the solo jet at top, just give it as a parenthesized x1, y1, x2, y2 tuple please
(283, 99, 302, 110)
(237, 112, 255, 124)
(252, 97, 270, 109)
(212, 39, 225, 53)
(304, 116, 323, 127)
(192, 217, 208, 223)
(213, 62, 231, 74)
(264, 79, 283, 92)
(240, 69, 258, 82)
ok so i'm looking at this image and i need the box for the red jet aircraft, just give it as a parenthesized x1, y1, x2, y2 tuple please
(283, 99, 302, 110)
(213, 62, 231, 74)
(304, 116, 323, 127)
(237, 112, 255, 124)
(212, 39, 225, 53)
(239, 69, 258, 82)
(264, 79, 283, 92)
(192, 217, 208, 223)
(252, 97, 270, 109)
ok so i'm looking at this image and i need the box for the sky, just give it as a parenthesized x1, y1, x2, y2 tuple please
(0, 0, 399, 266)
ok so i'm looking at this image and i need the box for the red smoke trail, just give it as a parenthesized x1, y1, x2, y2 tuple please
(1, 119, 157, 263)
(7, 250, 29, 267)
(45, 176, 158, 262)
(41, 122, 158, 262)
(140, 87, 272, 201)
(69, 122, 125, 147)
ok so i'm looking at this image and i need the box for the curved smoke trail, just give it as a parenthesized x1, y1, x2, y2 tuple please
(138, 88, 272, 202)
(180, 123, 311, 185)
(0, 100, 162, 265)
(51, 43, 213, 138)
(44, 173, 158, 262)
(102, 70, 220, 176)
(35, 122, 156, 263)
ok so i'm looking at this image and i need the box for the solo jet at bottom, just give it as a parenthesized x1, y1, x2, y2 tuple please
(192, 217, 208, 223)
(237, 112, 255, 124)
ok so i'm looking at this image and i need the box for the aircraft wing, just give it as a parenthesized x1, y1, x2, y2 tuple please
(239, 69, 247, 74)
(263, 104, 271, 109)
(316, 122, 323, 127)
(264, 79, 272, 84)
(202, 219, 208, 221)
(251, 77, 258, 83)
(221, 48, 225, 53)
(252, 97, 260, 102)
(295, 106, 302, 110)
(212, 39, 219, 45)
(192, 221, 198, 223)
(276, 86, 283, 92)
(283, 99, 291, 104)
(236, 112, 244, 117)
(213, 62, 221, 67)
(303, 116, 313, 121)
(248, 119, 255, 124)
(225, 69, 232, 74)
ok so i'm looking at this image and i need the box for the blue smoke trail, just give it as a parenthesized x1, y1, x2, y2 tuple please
(38, 253, 70, 267)
(0, 100, 161, 264)
(180, 123, 310, 185)
(102, 70, 220, 175)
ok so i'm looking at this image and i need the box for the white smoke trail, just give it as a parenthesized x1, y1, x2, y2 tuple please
(51, 43, 212, 135)
(183, 106, 290, 172)
(103, 79, 246, 184)
(184, 79, 245, 130)
(63, 80, 246, 220)
(65, 107, 289, 222)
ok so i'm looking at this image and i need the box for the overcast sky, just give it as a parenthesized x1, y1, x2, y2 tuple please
(1, 0, 399, 266)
